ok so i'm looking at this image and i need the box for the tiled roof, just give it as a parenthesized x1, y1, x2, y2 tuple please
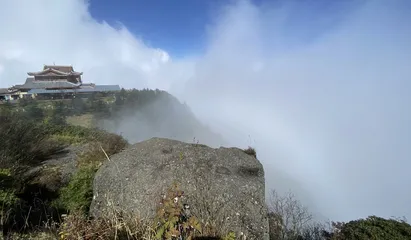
(0, 88, 9, 94)
(43, 65, 73, 73)
(28, 85, 121, 94)
(14, 78, 81, 89)
(0, 88, 19, 94)
(28, 68, 82, 76)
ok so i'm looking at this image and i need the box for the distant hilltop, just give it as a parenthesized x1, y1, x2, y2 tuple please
(0, 64, 120, 101)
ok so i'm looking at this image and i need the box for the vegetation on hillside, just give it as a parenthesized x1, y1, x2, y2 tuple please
(0, 104, 128, 239)
(10, 88, 221, 145)
(4, 88, 178, 120)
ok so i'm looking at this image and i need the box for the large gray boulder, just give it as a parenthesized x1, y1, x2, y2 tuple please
(90, 138, 269, 239)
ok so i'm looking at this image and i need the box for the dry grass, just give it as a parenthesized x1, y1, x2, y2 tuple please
(29, 166, 63, 192)
(75, 144, 108, 169)
(58, 209, 153, 240)
(66, 114, 94, 128)
(3, 205, 230, 240)
(55, 184, 234, 240)
(0, 232, 56, 240)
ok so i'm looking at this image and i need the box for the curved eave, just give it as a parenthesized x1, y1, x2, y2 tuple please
(1, 88, 19, 93)
(28, 73, 83, 77)
(71, 71, 83, 76)
(27, 68, 83, 76)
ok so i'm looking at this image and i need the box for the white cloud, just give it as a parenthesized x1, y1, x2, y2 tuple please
(1, 0, 410, 222)
(0, 0, 173, 89)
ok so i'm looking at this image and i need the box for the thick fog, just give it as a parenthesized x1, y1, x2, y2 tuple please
(96, 92, 227, 147)
(1, 0, 410, 222)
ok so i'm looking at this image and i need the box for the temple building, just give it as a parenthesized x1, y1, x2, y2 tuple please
(0, 65, 120, 101)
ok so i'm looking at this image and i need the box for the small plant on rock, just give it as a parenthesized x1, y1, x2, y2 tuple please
(243, 146, 257, 158)
(222, 231, 236, 240)
(154, 183, 202, 240)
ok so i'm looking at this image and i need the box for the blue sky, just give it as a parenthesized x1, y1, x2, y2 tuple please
(89, 0, 358, 57)
(89, 0, 224, 56)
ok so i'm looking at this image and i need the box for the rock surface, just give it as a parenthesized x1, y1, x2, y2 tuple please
(24, 144, 91, 191)
(90, 137, 269, 239)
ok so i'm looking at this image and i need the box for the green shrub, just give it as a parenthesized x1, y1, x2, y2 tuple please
(56, 142, 125, 216)
(332, 216, 411, 240)
(48, 101, 67, 125)
(0, 169, 20, 209)
(56, 166, 96, 214)
(48, 124, 128, 153)
(0, 189, 20, 211)
(0, 115, 65, 171)
(70, 97, 87, 115)
(47, 124, 127, 216)
(22, 103, 45, 120)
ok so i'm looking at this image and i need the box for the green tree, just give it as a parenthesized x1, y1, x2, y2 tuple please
(22, 103, 44, 120)
(48, 101, 66, 125)
(18, 97, 34, 107)
(90, 99, 110, 118)
(71, 97, 87, 115)
(112, 89, 126, 113)
(331, 216, 411, 240)
(0, 101, 13, 117)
